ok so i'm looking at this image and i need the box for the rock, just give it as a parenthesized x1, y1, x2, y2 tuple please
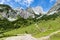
(5, 34, 37, 40)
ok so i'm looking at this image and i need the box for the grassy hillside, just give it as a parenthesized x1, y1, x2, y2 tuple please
(0, 12, 60, 39)
(50, 32, 60, 40)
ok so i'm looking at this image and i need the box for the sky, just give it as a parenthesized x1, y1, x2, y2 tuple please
(0, 0, 56, 12)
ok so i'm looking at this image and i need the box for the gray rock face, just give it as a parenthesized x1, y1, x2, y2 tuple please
(15, 6, 44, 19)
(0, 4, 18, 21)
(15, 8, 35, 19)
(0, 4, 44, 21)
(32, 6, 43, 15)
(47, 0, 60, 15)
(56, 0, 60, 5)
(19, 10, 34, 19)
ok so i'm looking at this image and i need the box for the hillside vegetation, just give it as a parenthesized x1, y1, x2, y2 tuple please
(50, 32, 60, 40)
(0, 12, 60, 39)
(0, 4, 60, 40)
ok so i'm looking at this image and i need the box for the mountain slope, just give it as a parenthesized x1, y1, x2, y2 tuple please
(0, 12, 60, 38)
(47, 0, 60, 15)
(0, 3, 60, 39)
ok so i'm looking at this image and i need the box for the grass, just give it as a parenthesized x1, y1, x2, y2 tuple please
(0, 12, 60, 40)
(0, 16, 60, 38)
(50, 32, 60, 40)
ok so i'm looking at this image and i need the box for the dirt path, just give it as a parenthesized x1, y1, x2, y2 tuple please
(5, 34, 37, 40)
(2, 30, 60, 40)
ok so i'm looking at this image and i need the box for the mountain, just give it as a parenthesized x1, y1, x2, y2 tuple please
(0, 4, 18, 21)
(32, 6, 44, 15)
(0, 3, 60, 22)
(14, 6, 44, 19)
(47, 0, 60, 15)
(0, 1, 60, 40)
(26, 6, 45, 19)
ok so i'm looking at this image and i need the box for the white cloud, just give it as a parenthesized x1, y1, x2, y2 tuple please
(50, 0, 54, 3)
(0, 0, 11, 4)
(0, 0, 34, 8)
(15, 0, 34, 7)
(6, 0, 11, 2)
(0, 0, 5, 4)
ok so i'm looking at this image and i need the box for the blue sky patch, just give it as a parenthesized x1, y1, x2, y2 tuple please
(0, 0, 56, 12)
